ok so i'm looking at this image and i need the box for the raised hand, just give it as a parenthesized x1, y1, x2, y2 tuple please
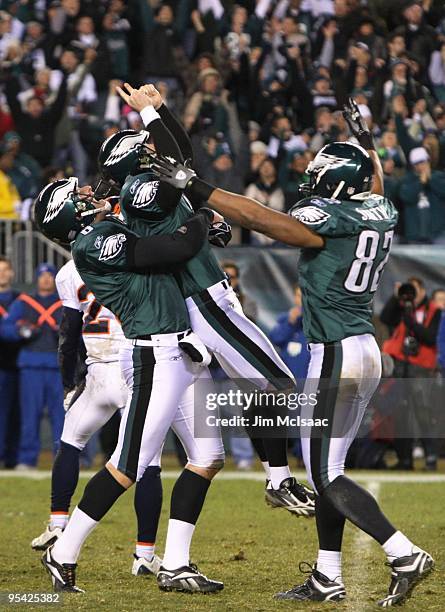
(342, 97, 374, 150)
(116, 82, 153, 112)
(140, 84, 163, 110)
(147, 153, 197, 190)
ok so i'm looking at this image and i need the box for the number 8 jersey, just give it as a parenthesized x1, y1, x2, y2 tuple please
(289, 194, 398, 344)
(55, 259, 125, 364)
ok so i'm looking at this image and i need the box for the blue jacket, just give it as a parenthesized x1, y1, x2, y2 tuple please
(0, 289, 21, 370)
(269, 313, 310, 381)
(0, 292, 62, 369)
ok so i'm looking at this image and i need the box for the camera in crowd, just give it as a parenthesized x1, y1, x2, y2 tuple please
(398, 282, 420, 357)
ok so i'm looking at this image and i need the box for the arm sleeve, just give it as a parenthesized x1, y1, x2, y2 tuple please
(140, 106, 184, 212)
(58, 307, 83, 390)
(158, 104, 194, 163)
(127, 209, 212, 269)
(410, 308, 441, 347)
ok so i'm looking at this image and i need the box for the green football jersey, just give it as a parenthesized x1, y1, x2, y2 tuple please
(290, 195, 399, 344)
(72, 216, 190, 338)
(120, 172, 225, 298)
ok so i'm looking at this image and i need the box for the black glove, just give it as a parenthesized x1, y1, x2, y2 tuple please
(208, 221, 232, 247)
(147, 152, 197, 189)
(342, 98, 375, 150)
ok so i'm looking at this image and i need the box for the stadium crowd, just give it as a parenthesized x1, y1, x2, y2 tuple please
(0, 0, 445, 243)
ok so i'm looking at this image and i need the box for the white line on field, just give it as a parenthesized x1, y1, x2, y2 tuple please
(345, 481, 381, 612)
(1, 470, 445, 482)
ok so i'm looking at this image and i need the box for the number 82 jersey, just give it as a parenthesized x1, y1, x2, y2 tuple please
(56, 259, 125, 364)
(289, 195, 398, 344)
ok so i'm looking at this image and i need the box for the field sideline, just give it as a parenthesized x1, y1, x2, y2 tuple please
(0, 471, 443, 612)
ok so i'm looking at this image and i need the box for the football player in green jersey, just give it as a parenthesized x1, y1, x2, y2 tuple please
(97, 83, 315, 518)
(34, 178, 226, 594)
(148, 99, 434, 607)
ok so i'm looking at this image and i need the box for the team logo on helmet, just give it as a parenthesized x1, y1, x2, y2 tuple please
(103, 132, 148, 167)
(291, 206, 331, 225)
(98, 233, 127, 261)
(42, 179, 78, 224)
(132, 181, 160, 208)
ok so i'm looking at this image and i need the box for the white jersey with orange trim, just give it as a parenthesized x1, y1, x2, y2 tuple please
(56, 259, 125, 364)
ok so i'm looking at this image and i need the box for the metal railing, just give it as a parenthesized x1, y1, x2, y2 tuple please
(0, 219, 70, 284)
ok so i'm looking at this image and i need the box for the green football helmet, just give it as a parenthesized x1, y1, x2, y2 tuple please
(34, 178, 99, 243)
(304, 142, 374, 200)
(98, 129, 150, 186)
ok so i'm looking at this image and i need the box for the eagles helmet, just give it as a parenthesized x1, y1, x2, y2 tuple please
(98, 129, 150, 187)
(34, 178, 103, 243)
(301, 142, 374, 200)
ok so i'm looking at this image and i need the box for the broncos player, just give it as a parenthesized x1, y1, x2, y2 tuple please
(31, 254, 163, 578)
(34, 178, 225, 594)
(97, 83, 315, 518)
(148, 100, 434, 607)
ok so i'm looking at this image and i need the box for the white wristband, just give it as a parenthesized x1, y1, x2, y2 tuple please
(140, 105, 161, 127)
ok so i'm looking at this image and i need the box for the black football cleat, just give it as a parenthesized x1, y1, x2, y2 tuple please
(274, 563, 346, 601)
(265, 477, 315, 517)
(157, 563, 224, 594)
(41, 546, 84, 593)
(377, 547, 434, 607)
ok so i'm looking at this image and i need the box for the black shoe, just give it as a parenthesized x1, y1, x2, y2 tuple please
(157, 563, 224, 593)
(265, 477, 315, 517)
(41, 546, 84, 593)
(377, 548, 434, 607)
(274, 562, 346, 601)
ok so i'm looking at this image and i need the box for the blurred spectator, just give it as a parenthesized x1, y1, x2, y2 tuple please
(3, 131, 41, 219)
(184, 68, 229, 136)
(222, 260, 257, 322)
(4, 73, 67, 167)
(245, 158, 285, 245)
(269, 285, 310, 380)
(0, 264, 64, 469)
(432, 288, 445, 310)
(0, 143, 21, 219)
(394, 0, 437, 71)
(381, 277, 440, 470)
(397, 146, 445, 242)
(0, 257, 21, 468)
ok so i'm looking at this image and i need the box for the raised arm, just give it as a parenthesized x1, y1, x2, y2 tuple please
(146, 157, 323, 248)
(342, 98, 384, 196)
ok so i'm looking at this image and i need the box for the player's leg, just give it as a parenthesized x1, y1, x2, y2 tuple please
(132, 447, 163, 577)
(157, 370, 225, 593)
(16, 367, 44, 468)
(187, 284, 313, 513)
(277, 335, 433, 604)
(42, 342, 197, 592)
(32, 363, 127, 550)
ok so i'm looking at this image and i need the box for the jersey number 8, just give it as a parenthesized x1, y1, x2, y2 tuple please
(344, 230, 394, 294)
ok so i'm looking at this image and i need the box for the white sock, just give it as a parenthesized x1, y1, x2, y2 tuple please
(382, 531, 413, 562)
(162, 519, 195, 570)
(136, 542, 155, 561)
(269, 465, 291, 489)
(50, 513, 69, 530)
(261, 461, 271, 480)
(317, 549, 343, 583)
(52, 507, 98, 565)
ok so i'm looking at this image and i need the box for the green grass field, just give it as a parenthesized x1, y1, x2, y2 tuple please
(0, 472, 443, 612)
